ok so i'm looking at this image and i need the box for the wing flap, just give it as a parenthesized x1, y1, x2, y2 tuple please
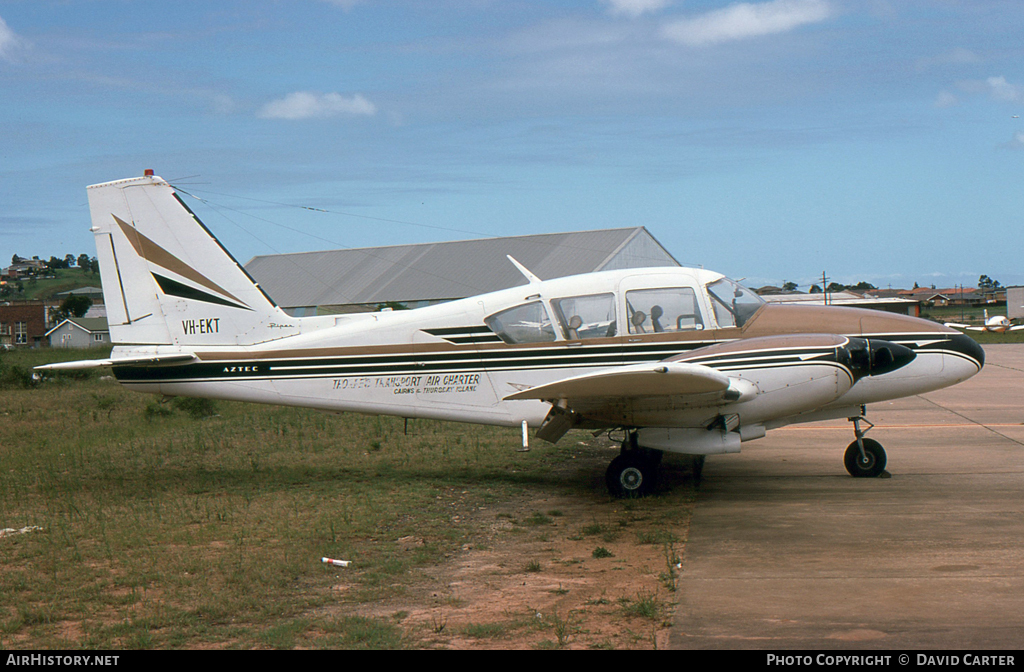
(504, 361, 730, 401)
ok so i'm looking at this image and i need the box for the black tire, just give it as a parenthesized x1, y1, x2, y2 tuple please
(844, 438, 887, 478)
(606, 453, 658, 498)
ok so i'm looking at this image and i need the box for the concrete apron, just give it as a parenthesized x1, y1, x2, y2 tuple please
(671, 344, 1024, 650)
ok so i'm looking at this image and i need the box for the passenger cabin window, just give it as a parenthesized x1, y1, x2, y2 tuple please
(485, 301, 557, 344)
(552, 293, 616, 340)
(625, 288, 704, 334)
(706, 278, 764, 329)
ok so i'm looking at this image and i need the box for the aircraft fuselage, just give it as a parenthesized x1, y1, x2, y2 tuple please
(109, 267, 983, 452)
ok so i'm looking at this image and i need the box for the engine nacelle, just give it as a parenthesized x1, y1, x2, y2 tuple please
(665, 333, 916, 429)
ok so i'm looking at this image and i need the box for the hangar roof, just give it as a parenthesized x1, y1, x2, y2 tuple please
(245, 227, 679, 310)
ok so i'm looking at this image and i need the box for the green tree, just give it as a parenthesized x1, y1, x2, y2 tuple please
(58, 296, 93, 320)
(978, 274, 1001, 290)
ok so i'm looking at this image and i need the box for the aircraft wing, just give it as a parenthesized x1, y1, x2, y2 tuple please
(945, 321, 1024, 333)
(503, 361, 731, 401)
(506, 332, 903, 445)
(944, 322, 986, 332)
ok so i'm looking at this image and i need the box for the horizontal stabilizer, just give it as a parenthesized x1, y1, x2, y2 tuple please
(504, 361, 730, 401)
(35, 353, 198, 371)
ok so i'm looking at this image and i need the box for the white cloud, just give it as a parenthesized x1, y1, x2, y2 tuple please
(985, 76, 1023, 103)
(0, 14, 29, 61)
(319, 0, 364, 10)
(1005, 131, 1024, 151)
(661, 0, 833, 47)
(211, 94, 236, 115)
(955, 76, 1024, 104)
(601, 0, 672, 18)
(258, 91, 377, 120)
(934, 90, 958, 108)
(916, 47, 982, 72)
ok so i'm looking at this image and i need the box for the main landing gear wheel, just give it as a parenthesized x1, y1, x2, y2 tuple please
(606, 453, 659, 498)
(844, 438, 887, 478)
(606, 433, 661, 498)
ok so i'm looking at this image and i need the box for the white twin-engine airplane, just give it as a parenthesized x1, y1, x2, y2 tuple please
(946, 309, 1024, 334)
(41, 174, 985, 497)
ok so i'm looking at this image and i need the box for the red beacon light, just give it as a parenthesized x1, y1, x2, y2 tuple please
(144, 169, 154, 176)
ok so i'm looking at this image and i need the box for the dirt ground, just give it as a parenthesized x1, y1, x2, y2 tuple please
(342, 442, 700, 649)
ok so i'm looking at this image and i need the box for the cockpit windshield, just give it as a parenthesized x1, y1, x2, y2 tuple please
(706, 277, 764, 329)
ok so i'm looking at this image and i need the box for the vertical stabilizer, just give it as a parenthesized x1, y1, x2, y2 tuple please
(89, 174, 298, 346)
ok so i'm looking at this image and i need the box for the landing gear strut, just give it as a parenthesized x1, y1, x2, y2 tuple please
(605, 432, 662, 498)
(844, 415, 887, 478)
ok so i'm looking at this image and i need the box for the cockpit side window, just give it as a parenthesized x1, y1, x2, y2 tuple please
(552, 293, 617, 340)
(624, 287, 705, 335)
(484, 301, 557, 344)
(706, 278, 764, 329)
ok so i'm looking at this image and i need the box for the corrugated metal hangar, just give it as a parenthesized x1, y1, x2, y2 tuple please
(245, 227, 680, 316)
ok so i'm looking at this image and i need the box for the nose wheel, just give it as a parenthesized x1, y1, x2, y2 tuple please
(844, 416, 887, 477)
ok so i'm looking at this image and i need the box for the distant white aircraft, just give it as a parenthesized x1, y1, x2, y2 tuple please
(946, 309, 1024, 334)
(39, 174, 985, 496)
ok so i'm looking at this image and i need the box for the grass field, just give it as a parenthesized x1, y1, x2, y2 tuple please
(0, 347, 695, 649)
(962, 330, 1024, 344)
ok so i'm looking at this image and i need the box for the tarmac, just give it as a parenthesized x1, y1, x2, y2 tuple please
(670, 344, 1024, 650)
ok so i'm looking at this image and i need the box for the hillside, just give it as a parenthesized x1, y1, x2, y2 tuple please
(1, 268, 102, 302)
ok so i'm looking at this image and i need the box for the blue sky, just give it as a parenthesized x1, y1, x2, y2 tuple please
(2, 0, 1023, 291)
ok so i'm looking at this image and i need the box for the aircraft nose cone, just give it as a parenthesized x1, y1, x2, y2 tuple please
(846, 338, 917, 378)
(947, 332, 985, 370)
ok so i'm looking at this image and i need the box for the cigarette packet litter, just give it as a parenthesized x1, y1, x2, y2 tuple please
(321, 557, 350, 568)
